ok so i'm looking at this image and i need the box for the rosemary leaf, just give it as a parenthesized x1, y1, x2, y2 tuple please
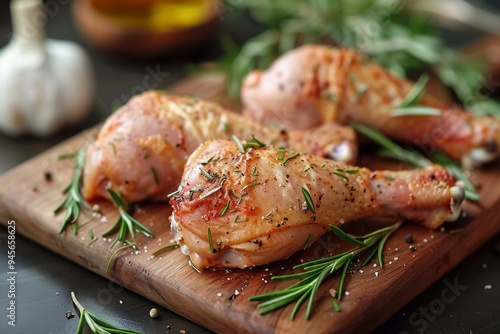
(232, 135, 245, 153)
(208, 228, 215, 253)
(301, 187, 315, 214)
(199, 186, 223, 199)
(303, 233, 314, 250)
(106, 242, 136, 274)
(280, 152, 300, 166)
(393, 107, 442, 117)
(397, 74, 429, 108)
(333, 171, 350, 182)
(241, 182, 260, 191)
(329, 225, 365, 247)
(71, 292, 141, 334)
(167, 189, 181, 198)
(151, 243, 180, 256)
(150, 167, 159, 185)
(220, 201, 230, 216)
(199, 167, 216, 181)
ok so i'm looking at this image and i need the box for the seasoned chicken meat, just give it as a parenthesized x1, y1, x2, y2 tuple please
(170, 139, 465, 269)
(83, 91, 357, 202)
(242, 45, 500, 167)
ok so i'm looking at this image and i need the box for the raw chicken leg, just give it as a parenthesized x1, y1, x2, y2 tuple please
(83, 91, 357, 202)
(170, 139, 465, 269)
(242, 45, 500, 167)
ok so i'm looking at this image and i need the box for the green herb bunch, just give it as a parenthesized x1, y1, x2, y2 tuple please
(217, 0, 499, 117)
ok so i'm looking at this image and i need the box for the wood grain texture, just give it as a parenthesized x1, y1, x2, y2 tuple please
(1, 74, 499, 334)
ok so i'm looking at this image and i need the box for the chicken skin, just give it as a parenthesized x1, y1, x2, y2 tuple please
(170, 140, 465, 269)
(83, 91, 357, 203)
(242, 45, 500, 167)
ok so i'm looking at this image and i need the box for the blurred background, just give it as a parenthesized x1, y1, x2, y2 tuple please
(0, 0, 500, 333)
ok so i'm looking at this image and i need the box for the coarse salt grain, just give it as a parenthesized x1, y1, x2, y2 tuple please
(217, 292, 222, 297)
(345, 291, 350, 296)
(373, 263, 377, 268)
(100, 216, 108, 223)
(234, 290, 240, 296)
(485, 285, 492, 290)
(375, 272, 379, 277)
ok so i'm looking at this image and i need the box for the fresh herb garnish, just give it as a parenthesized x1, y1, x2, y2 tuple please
(214, 1, 499, 116)
(150, 167, 159, 185)
(301, 187, 315, 214)
(71, 292, 141, 334)
(199, 167, 216, 181)
(303, 233, 314, 250)
(241, 181, 261, 191)
(167, 189, 181, 198)
(88, 229, 97, 246)
(208, 228, 215, 253)
(151, 243, 180, 256)
(392, 74, 442, 116)
(281, 152, 300, 166)
(189, 187, 201, 200)
(201, 156, 219, 166)
(199, 186, 223, 199)
(220, 201, 230, 216)
(103, 189, 153, 248)
(397, 74, 430, 108)
(106, 242, 136, 273)
(246, 135, 266, 148)
(351, 123, 479, 201)
(333, 171, 350, 182)
(233, 134, 266, 152)
(54, 149, 88, 234)
(249, 221, 402, 319)
(251, 166, 259, 176)
(232, 135, 246, 153)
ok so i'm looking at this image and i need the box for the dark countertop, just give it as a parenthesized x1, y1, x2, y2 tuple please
(0, 2, 499, 333)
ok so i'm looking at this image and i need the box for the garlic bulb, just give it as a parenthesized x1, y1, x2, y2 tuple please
(0, 0, 95, 137)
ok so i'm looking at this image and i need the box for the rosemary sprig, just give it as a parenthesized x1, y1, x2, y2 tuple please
(103, 189, 153, 248)
(351, 123, 479, 202)
(54, 149, 88, 234)
(249, 221, 402, 320)
(71, 292, 141, 334)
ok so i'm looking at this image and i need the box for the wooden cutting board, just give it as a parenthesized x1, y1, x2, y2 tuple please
(1, 75, 499, 334)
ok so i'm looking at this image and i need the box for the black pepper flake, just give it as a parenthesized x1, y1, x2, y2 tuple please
(65, 311, 74, 319)
(44, 171, 52, 182)
(409, 245, 417, 252)
(404, 233, 413, 243)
